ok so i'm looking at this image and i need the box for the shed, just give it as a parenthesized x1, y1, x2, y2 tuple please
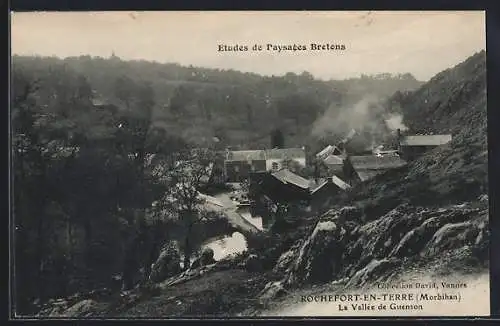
(348, 155, 407, 182)
(398, 134, 452, 160)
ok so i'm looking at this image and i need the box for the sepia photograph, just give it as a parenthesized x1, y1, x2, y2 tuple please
(10, 10, 488, 318)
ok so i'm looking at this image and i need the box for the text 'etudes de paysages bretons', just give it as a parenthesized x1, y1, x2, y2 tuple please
(217, 43, 347, 53)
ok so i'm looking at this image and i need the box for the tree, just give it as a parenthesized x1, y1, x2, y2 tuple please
(12, 71, 49, 311)
(115, 81, 157, 290)
(162, 148, 216, 270)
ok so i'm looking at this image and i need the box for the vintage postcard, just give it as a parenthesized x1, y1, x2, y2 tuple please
(10, 11, 488, 318)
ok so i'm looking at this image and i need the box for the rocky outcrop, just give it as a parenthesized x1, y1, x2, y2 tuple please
(190, 248, 216, 270)
(280, 201, 488, 290)
(285, 209, 348, 286)
(346, 258, 401, 288)
(422, 211, 487, 258)
(149, 241, 182, 283)
(258, 280, 287, 302)
(60, 299, 99, 317)
(273, 242, 302, 275)
(36, 288, 113, 318)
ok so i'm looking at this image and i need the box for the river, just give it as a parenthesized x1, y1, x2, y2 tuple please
(199, 209, 263, 261)
(202, 231, 248, 260)
(198, 192, 264, 261)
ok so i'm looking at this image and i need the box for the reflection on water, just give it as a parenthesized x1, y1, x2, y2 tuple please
(203, 232, 248, 260)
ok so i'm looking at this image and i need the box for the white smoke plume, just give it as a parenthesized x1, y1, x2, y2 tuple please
(311, 95, 387, 141)
(384, 113, 409, 132)
(310, 95, 410, 152)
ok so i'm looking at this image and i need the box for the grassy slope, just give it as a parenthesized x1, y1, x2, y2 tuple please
(335, 50, 487, 214)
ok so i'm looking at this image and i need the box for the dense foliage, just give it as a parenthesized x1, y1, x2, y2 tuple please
(12, 64, 187, 314)
(13, 55, 422, 150)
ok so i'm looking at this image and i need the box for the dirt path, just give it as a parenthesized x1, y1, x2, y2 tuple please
(211, 192, 262, 235)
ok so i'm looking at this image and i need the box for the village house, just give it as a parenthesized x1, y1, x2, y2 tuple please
(396, 129, 452, 161)
(322, 153, 346, 176)
(249, 168, 311, 204)
(309, 175, 351, 212)
(345, 154, 408, 183)
(265, 148, 307, 171)
(224, 147, 306, 182)
(249, 168, 352, 224)
(224, 150, 267, 182)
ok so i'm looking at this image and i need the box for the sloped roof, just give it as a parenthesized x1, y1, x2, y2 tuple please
(316, 145, 334, 158)
(331, 175, 351, 190)
(349, 155, 407, 170)
(356, 170, 384, 182)
(310, 175, 351, 194)
(324, 154, 344, 165)
(316, 145, 341, 159)
(226, 148, 306, 162)
(399, 135, 452, 146)
(265, 148, 306, 160)
(226, 150, 266, 161)
(310, 179, 329, 194)
(271, 168, 310, 190)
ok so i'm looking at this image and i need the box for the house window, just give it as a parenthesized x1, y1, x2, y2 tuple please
(272, 162, 279, 171)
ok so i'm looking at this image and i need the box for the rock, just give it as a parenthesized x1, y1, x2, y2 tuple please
(60, 299, 98, 318)
(346, 258, 401, 288)
(338, 206, 363, 224)
(273, 245, 300, 274)
(286, 216, 346, 286)
(389, 209, 470, 259)
(149, 241, 182, 283)
(331, 277, 349, 286)
(342, 203, 482, 277)
(422, 221, 479, 257)
(258, 281, 287, 301)
(321, 206, 362, 226)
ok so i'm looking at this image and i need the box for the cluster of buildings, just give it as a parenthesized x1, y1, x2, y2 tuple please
(219, 128, 453, 223)
(146, 121, 453, 229)
(223, 147, 307, 182)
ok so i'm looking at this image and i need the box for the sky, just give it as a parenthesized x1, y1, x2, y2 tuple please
(11, 11, 486, 81)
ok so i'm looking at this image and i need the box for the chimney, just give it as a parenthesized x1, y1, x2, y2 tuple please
(396, 129, 402, 153)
